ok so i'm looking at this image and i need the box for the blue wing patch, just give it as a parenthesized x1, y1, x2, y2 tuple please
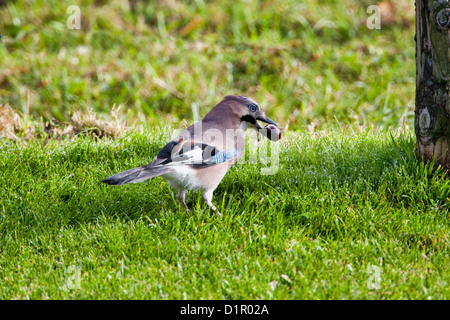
(210, 148, 241, 164)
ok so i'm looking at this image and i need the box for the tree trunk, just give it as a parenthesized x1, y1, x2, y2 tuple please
(416, 0, 450, 169)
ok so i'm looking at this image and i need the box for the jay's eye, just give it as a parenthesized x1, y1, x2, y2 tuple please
(247, 103, 258, 113)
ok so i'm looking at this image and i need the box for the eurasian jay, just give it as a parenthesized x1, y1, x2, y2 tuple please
(102, 95, 281, 215)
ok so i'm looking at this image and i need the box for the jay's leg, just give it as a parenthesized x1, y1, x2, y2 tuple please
(203, 189, 221, 217)
(177, 189, 189, 211)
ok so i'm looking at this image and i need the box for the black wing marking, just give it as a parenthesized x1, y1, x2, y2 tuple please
(157, 140, 179, 159)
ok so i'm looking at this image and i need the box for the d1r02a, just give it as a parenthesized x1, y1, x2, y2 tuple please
(224, 304, 269, 315)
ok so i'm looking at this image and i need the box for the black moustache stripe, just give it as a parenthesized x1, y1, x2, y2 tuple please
(240, 114, 257, 125)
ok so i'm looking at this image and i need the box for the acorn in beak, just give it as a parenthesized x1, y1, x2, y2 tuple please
(255, 116, 282, 142)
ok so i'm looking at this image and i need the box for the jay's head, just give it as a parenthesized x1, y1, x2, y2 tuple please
(222, 95, 281, 141)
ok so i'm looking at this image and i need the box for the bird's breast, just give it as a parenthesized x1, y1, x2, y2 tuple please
(161, 162, 233, 192)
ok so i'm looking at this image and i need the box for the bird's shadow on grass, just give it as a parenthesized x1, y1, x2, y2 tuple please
(215, 133, 448, 212)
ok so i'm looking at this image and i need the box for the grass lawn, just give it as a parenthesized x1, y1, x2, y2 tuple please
(1, 128, 449, 299)
(1, 0, 449, 300)
(1, 0, 415, 130)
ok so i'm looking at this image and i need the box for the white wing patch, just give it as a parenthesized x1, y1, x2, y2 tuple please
(179, 145, 204, 164)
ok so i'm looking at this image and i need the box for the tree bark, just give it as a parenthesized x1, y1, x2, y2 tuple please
(416, 0, 450, 169)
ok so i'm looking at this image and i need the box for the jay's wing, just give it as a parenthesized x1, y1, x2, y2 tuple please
(152, 139, 241, 167)
(102, 138, 241, 185)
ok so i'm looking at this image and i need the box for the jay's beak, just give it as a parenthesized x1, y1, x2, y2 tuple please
(256, 115, 277, 128)
(255, 115, 281, 141)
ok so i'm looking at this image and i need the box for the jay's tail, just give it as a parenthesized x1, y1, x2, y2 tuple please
(102, 165, 172, 185)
